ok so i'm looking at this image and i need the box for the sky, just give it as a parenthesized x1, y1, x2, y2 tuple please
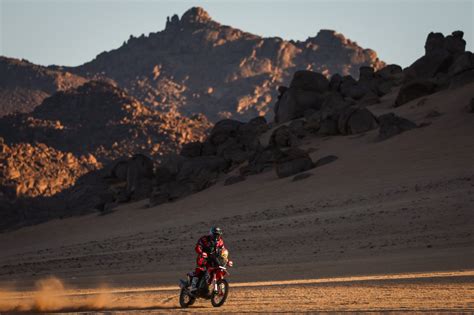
(0, 0, 473, 68)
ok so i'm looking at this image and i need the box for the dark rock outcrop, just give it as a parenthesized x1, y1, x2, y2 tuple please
(395, 80, 437, 106)
(378, 113, 417, 140)
(275, 148, 314, 178)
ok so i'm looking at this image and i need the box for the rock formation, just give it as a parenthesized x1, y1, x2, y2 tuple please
(0, 57, 87, 116)
(1, 7, 384, 122)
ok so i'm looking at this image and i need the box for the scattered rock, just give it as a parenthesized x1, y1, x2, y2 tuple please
(378, 113, 417, 140)
(275, 148, 314, 178)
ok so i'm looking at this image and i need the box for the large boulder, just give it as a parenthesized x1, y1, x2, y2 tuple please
(269, 125, 299, 147)
(209, 119, 244, 146)
(378, 113, 417, 140)
(275, 148, 314, 178)
(180, 141, 203, 158)
(290, 70, 329, 93)
(448, 52, 474, 77)
(376, 64, 403, 81)
(395, 80, 437, 107)
(405, 31, 466, 81)
(240, 147, 275, 176)
(319, 92, 352, 119)
(274, 70, 330, 123)
(177, 156, 228, 185)
(274, 88, 298, 123)
(126, 154, 154, 200)
(338, 107, 378, 135)
(216, 138, 248, 165)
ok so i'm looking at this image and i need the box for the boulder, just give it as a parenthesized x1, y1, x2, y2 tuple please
(209, 119, 244, 146)
(224, 175, 246, 186)
(274, 88, 298, 123)
(275, 148, 314, 178)
(329, 73, 342, 91)
(177, 156, 228, 184)
(319, 92, 351, 119)
(359, 66, 375, 81)
(290, 70, 329, 93)
(110, 160, 128, 180)
(318, 118, 339, 135)
(339, 75, 358, 97)
(450, 69, 474, 88)
(180, 141, 203, 157)
(288, 119, 307, 138)
(154, 166, 176, 186)
(126, 154, 154, 200)
(378, 113, 417, 140)
(340, 108, 378, 135)
(240, 147, 275, 176)
(444, 31, 466, 55)
(425, 32, 446, 55)
(274, 70, 331, 123)
(216, 138, 248, 165)
(395, 80, 437, 107)
(376, 64, 403, 81)
(270, 125, 299, 147)
(304, 111, 322, 133)
(448, 52, 474, 76)
(243, 116, 269, 135)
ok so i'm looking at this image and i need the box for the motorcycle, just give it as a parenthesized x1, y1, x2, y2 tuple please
(179, 251, 232, 308)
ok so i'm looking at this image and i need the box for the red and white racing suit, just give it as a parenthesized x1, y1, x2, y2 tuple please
(194, 234, 226, 278)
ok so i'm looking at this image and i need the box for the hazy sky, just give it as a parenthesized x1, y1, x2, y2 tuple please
(1, 0, 473, 68)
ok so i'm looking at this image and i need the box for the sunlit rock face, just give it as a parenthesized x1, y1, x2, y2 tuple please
(0, 81, 211, 164)
(65, 7, 384, 121)
(0, 57, 87, 117)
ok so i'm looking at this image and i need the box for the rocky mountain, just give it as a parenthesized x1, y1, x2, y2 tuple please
(61, 7, 383, 121)
(0, 57, 87, 117)
(0, 80, 210, 163)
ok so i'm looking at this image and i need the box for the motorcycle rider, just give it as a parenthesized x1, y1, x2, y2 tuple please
(189, 226, 227, 292)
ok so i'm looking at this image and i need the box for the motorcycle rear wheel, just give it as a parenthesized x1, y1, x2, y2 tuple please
(179, 288, 196, 308)
(211, 279, 229, 307)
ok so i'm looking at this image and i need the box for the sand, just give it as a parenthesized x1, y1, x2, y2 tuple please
(0, 83, 473, 312)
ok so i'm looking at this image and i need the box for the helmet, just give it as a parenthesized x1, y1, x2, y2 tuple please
(210, 226, 223, 240)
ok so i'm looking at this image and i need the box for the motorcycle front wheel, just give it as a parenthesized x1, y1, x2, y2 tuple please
(211, 279, 229, 307)
(179, 288, 196, 308)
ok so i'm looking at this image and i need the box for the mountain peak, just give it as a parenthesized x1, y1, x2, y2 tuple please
(165, 7, 213, 31)
(181, 7, 212, 24)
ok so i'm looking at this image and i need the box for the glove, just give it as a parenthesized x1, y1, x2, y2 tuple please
(201, 252, 208, 258)
(228, 260, 233, 267)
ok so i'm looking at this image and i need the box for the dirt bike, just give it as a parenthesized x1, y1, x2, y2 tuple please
(178, 253, 232, 308)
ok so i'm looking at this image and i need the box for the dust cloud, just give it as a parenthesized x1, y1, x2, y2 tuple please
(0, 276, 175, 312)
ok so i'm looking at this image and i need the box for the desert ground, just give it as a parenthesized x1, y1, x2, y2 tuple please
(0, 83, 473, 312)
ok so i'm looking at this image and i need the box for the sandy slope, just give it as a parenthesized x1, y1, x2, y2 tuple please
(0, 83, 473, 311)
